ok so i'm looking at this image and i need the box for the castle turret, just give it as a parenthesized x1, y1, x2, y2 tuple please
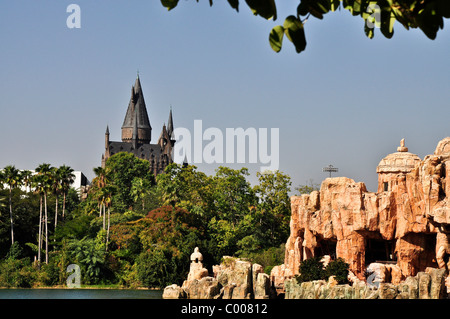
(105, 125, 110, 149)
(121, 74, 152, 144)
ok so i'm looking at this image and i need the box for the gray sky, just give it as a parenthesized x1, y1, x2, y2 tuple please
(0, 1, 449, 193)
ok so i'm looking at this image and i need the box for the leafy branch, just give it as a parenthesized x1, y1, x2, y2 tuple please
(160, 0, 450, 54)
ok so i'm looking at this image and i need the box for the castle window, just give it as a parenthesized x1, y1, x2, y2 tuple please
(383, 182, 389, 192)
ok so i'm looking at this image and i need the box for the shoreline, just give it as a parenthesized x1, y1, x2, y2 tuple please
(0, 286, 162, 290)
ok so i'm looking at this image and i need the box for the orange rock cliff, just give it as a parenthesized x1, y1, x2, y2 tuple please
(272, 137, 450, 287)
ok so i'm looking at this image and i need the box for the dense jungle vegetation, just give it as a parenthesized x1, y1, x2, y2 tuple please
(0, 152, 293, 288)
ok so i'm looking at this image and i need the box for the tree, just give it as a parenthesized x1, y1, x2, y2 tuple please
(51, 167, 62, 229)
(93, 166, 108, 227)
(103, 153, 155, 213)
(68, 236, 107, 284)
(156, 163, 212, 220)
(58, 165, 75, 221)
(35, 163, 53, 264)
(2, 165, 22, 246)
(20, 170, 33, 193)
(130, 177, 152, 211)
(253, 170, 292, 247)
(160, 0, 450, 54)
(212, 167, 256, 227)
(295, 179, 320, 195)
(32, 173, 45, 264)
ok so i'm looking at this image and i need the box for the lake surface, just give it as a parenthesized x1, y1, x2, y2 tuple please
(0, 288, 163, 299)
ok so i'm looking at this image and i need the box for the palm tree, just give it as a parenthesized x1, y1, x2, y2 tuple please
(58, 165, 75, 221)
(32, 173, 45, 264)
(104, 185, 114, 252)
(35, 163, 53, 264)
(130, 177, 152, 211)
(2, 165, 22, 245)
(20, 170, 33, 193)
(51, 167, 62, 229)
(93, 167, 107, 229)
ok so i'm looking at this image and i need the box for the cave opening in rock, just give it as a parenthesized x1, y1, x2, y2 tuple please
(314, 238, 337, 259)
(365, 237, 396, 265)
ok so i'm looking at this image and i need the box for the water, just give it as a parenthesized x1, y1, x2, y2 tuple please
(0, 288, 163, 299)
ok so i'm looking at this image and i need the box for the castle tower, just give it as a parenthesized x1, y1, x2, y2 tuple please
(121, 74, 152, 144)
(102, 75, 175, 175)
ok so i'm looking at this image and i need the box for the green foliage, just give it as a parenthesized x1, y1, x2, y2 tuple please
(254, 170, 291, 247)
(0, 258, 36, 288)
(0, 156, 296, 289)
(68, 235, 108, 285)
(103, 152, 155, 213)
(6, 241, 23, 260)
(296, 256, 326, 283)
(296, 256, 350, 284)
(160, 0, 450, 54)
(239, 244, 285, 274)
(136, 246, 186, 288)
(295, 179, 320, 195)
(324, 258, 349, 284)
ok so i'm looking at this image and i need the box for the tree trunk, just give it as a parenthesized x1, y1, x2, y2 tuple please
(62, 192, 66, 220)
(103, 203, 106, 230)
(9, 188, 14, 245)
(54, 194, 59, 229)
(38, 195, 43, 264)
(106, 207, 111, 252)
(44, 193, 48, 264)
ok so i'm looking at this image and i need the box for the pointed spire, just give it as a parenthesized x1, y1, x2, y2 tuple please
(167, 106, 174, 138)
(132, 108, 139, 149)
(105, 125, 109, 135)
(122, 75, 152, 144)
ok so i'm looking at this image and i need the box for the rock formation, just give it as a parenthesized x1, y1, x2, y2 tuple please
(284, 267, 447, 299)
(274, 137, 450, 293)
(162, 249, 274, 299)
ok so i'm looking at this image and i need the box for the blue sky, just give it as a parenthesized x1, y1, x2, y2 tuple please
(0, 1, 449, 192)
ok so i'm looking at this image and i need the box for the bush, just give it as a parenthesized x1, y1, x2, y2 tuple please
(295, 256, 350, 284)
(136, 246, 189, 288)
(0, 258, 37, 288)
(296, 257, 325, 283)
(324, 258, 349, 284)
(238, 244, 285, 274)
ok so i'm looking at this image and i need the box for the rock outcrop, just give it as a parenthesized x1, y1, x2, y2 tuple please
(162, 249, 274, 299)
(284, 267, 447, 299)
(274, 137, 450, 293)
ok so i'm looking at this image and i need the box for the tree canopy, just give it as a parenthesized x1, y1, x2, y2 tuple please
(160, 0, 450, 53)
(0, 154, 292, 288)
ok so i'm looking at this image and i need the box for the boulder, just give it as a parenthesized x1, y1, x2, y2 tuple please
(162, 284, 186, 299)
(254, 273, 271, 299)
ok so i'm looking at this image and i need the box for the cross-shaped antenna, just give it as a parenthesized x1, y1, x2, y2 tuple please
(323, 164, 338, 178)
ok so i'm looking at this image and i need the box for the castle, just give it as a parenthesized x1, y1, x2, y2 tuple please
(101, 75, 175, 176)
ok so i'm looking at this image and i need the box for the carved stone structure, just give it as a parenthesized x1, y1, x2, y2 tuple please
(186, 247, 209, 282)
(273, 138, 450, 291)
(163, 250, 273, 299)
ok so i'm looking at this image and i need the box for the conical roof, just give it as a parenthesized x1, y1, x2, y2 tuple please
(121, 75, 152, 130)
(167, 107, 174, 137)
